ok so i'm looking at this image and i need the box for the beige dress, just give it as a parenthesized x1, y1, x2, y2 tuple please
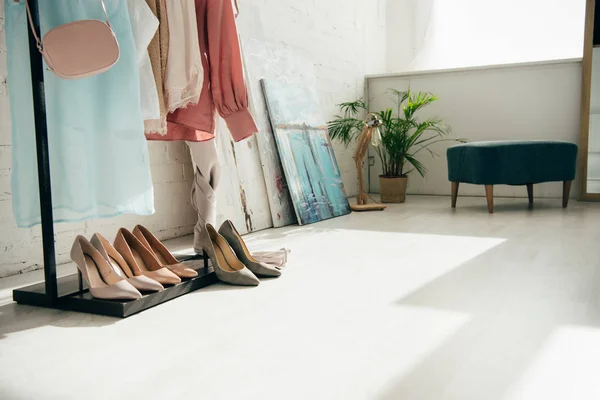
(144, 0, 169, 135)
(164, 0, 203, 113)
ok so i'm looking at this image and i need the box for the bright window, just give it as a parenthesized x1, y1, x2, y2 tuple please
(406, 0, 587, 71)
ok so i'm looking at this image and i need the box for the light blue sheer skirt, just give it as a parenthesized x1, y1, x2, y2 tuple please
(5, 0, 154, 228)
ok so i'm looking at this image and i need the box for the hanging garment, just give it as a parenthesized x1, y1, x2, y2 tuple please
(164, 0, 203, 113)
(146, 0, 258, 143)
(5, 0, 154, 228)
(127, 0, 160, 121)
(144, 0, 169, 135)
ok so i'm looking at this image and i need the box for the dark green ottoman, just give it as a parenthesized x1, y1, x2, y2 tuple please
(447, 141, 578, 213)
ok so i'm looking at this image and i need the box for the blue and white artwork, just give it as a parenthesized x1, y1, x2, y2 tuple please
(261, 79, 351, 225)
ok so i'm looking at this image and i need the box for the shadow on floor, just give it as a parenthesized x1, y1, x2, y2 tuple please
(378, 239, 600, 400)
(0, 302, 118, 340)
(454, 199, 565, 214)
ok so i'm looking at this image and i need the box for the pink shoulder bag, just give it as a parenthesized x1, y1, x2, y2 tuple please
(25, 0, 120, 79)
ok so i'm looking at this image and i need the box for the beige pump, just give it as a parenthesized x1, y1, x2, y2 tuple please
(114, 229, 181, 286)
(91, 233, 164, 293)
(70, 236, 142, 300)
(133, 225, 198, 279)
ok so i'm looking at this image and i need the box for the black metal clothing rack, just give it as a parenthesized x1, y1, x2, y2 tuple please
(12, 0, 214, 318)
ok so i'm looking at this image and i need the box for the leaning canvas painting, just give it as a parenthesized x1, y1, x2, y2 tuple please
(261, 79, 351, 225)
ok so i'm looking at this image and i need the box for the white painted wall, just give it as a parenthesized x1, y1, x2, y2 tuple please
(374, 1, 585, 198)
(385, 0, 414, 73)
(0, 0, 386, 277)
(367, 60, 582, 198)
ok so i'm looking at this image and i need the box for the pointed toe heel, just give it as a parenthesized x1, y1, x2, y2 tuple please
(197, 224, 260, 286)
(133, 225, 198, 279)
(218, 220, 282, 278)
(71, 236, 142, 301)
(91, 233, 164, 293)
(114, 228, 181, 286)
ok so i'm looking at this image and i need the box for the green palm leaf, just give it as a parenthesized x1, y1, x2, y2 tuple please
(327, 89, 462, 178)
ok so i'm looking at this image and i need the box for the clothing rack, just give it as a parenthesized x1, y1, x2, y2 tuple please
(12, 0, 214, 318)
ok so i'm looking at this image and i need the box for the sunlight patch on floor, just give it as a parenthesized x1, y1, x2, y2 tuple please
(504, 325, 600, 400)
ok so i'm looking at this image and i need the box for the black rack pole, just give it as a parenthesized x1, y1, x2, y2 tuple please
(26, 0, 58, 302)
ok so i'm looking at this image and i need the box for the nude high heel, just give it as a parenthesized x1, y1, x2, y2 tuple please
(132, 225, 198, 279)
(114, 228, 181, 286)
(91, 233, 164, 293)
(70, 236, 142, 300)
(197, 223, 260, 286)
(218, 220, 281, 277)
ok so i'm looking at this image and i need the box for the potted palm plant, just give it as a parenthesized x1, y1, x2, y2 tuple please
(327, 89, 453, 203)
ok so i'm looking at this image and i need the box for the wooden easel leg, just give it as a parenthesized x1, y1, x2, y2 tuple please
(563, 180, 572, 208)
(451, 182, 459, 208)
(355, 159, 365, 205)
(485, 185, 494, 214)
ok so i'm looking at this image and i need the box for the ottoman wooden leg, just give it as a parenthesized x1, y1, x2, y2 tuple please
(485, 185, 494, 214)
(451, 182, 459, 208)
(526, 183, 534, 206)
(563, 181, 572, 208)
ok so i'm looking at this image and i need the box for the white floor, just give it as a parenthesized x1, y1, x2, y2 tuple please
(1, 195, 600, 400)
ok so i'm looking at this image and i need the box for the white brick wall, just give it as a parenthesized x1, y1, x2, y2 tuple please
(0, 0, 386, 277)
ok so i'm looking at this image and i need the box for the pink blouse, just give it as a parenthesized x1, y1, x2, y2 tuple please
(146, 0, 258, 142)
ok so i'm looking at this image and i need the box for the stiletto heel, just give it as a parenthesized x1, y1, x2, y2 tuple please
(218, 220, 281, 277)
(197, 223, 259, 286)
(132, 225, 198, 279)
(114, 229, 181, 286)
(70, 236, 142, 300)
(78, 267, 83, 293)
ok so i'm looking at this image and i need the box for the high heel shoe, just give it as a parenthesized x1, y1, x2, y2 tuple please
(114, 228, 181, 286)
(91, 233, 164, 293)
(70, 236, 142, 300)
(197, 223, 260, 286)
(218, 220, 281, 278)
(132, 225, 198, 279)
